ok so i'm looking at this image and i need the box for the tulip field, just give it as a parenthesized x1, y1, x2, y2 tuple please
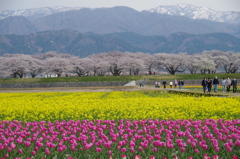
(0, 91, 240, 158)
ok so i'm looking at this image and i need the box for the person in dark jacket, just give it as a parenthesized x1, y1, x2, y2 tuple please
(207, 78, 212, 93)
(231, 78, 238, 93)
(181, 80, 184, 89)
(213, 76, 219, 92)
(163, 81, 167, 89)
(202, 77, 207, 93)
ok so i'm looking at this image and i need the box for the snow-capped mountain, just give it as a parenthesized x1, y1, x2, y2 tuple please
(148, 3, 240, 25)
(0, 6, 83, 21)
(1, 4, 240, 24)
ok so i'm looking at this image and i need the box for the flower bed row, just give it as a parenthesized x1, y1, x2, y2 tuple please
(1, 119, 240, 158)
(1, 91, 240, 122)
(1, 154, 239, 159)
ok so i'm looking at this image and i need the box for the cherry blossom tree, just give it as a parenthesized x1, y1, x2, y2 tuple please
(89, 51, 126, 76)
(194, 57, 216, 74)
(0, 54, 32, 78)
(43, 56, 73, 77)
(140, 53, 156, 73)
(207, 50, 240, 73)
(88, 54, 110, 76)
(70, 57, 93, 77)
(123, 52, 145, 75)
(154, 53, 188, 75)
(186, 54, 199, 74)
(107, 51, 126, 76)
(26, 56, 43, 78)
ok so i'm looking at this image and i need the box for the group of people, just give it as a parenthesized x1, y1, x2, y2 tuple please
(202, 76, 238, 93)
(155, 80, 184, 89)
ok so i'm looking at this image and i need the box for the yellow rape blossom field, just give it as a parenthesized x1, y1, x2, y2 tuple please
(0, 91, 240, 122)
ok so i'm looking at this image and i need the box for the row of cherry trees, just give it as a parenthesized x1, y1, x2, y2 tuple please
(0, 50, 239, 78)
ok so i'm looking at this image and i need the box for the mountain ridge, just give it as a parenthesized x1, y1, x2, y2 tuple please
(0, 6, 239, 36)
(0, 30, 239, 56)
(1, 4, 240, 24)
(148, 3, 240, 25)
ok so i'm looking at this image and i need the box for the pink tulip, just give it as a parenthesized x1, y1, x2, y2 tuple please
(96, 148, 102, 152)
(31, 151, 36, 156)
(18, 149, 22, 154)
(121, 148, 126, 153)
(180, 147, 185, 152)
(122, 155, 127, 159)
(45, 148, 50, 155)
(194, 149, 199, 153)
(134, 155, 141, 159)
(107, 150, 112, 155)
(153, 147, 157, 152)
(213, 155, 219, 159)
(150, 156, 155, 159)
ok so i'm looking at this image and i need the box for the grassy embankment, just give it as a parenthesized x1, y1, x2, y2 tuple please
(0, 73, 240, 84)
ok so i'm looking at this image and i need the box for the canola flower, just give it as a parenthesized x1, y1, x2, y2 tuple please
(0, 91, 240, 122)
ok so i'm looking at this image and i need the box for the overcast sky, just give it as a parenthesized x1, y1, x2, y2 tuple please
(0, 0, 240, 12)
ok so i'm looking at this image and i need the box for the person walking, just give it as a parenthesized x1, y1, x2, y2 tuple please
(181, 80, 184, 89)
(157, 81, 161, 88)
(226, 77, 231, 92)
(163, 81, 167, 89)
(174, 79, 178, 88)
(169, 81, 173, 88)
(202, 77, 207, 93)
(213, 76, 219, 92)
(155, 81, 158, 88)
(207, 78, 212, 93)
(231, 78, 238, 93)
(222, 78, 226, 93)
(178, 80, 182, 89)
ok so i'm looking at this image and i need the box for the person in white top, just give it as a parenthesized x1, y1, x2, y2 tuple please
(226, 77, 231, 92)
(222, 78, 226, 93)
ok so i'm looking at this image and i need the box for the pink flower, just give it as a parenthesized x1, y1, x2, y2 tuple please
(7, 148, 12, 153)
(134, 155, 141, 159)
(153, 147, 157, 152)
(96, 148, 102, 152)
(194, 149, 199, 153)
(122, 155, 127, 159)
(10, 142, 16, 149)
(108, 150, 112, 155)
(18, 149, 22, 154)
(121, 148, 127, 153)
(138, 147, 143, 151)
(68, 157, 74, 159)
(180, 147, 185, 152)
(45, 148, 50, 155)
(32, 151, 36, 156)
(150, 156, 155, 159)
